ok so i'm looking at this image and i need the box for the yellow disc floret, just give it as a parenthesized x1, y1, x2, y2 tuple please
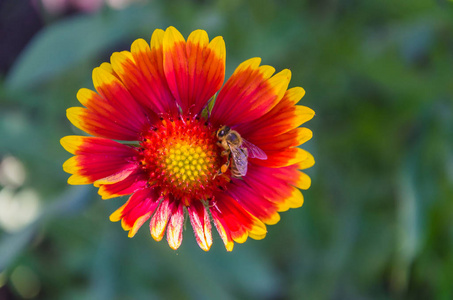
(163, 142, 215, 185)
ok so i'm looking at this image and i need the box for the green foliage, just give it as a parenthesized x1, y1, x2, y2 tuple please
(1, 0, 452, 299)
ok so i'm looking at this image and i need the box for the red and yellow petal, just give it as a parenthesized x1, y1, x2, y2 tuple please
(211, 58, 291, 126)
(254, 147, 311, 168)
(187, 201, 213, 251)
(228, 181, 281, 225)
(96, 167, 149, 200)
(235, 87, 314, 139)
(212, 214, 234, 251)
(109, 188, 161, 237)
(275, 187, 304, 212)
(163, 26, 225, 115)
(110, 50, 162, 118)
(242, 164, 306, 212)
(249, 127, 312, 152)
(211, 193, 267, 249)
(297, 151, 315, 170)
(68, 89, 141, 141)
(166, 202, 185, 250)
(111, 35, 180, 116)
(60, 136, 139, 185)
(238, 96, 314, 170)
(269, 161, 314, 191)
(91, 66, 151, 133)
(149, 195, 175, 242)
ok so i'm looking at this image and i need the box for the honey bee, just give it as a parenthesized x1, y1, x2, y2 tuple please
(215, 125, 267, 178)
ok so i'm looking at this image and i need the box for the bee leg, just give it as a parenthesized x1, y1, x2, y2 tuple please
(220, 160, 230, 173)
(221, 149, 230, 156)
(213, 159, 230, 179)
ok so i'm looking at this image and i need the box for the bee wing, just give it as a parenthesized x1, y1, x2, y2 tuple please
(242, 139, 268, 160)
(228, 145, 248, 177)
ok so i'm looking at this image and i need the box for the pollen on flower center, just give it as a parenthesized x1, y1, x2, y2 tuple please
(164, 142, 210, 184)
(139, 117, 227, 204)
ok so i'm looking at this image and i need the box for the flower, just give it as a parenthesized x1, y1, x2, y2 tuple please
(61, 26, 315, 251)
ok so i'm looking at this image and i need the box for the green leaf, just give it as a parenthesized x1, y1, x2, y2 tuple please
(0, 225, 36, 272)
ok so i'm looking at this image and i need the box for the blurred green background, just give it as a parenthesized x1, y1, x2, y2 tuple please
(1, 0, 452, 299)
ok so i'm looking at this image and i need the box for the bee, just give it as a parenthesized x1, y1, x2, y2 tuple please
(215, 125, 267, 178)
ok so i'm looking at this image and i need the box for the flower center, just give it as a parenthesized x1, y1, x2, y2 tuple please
(139, 117, 227, 204)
